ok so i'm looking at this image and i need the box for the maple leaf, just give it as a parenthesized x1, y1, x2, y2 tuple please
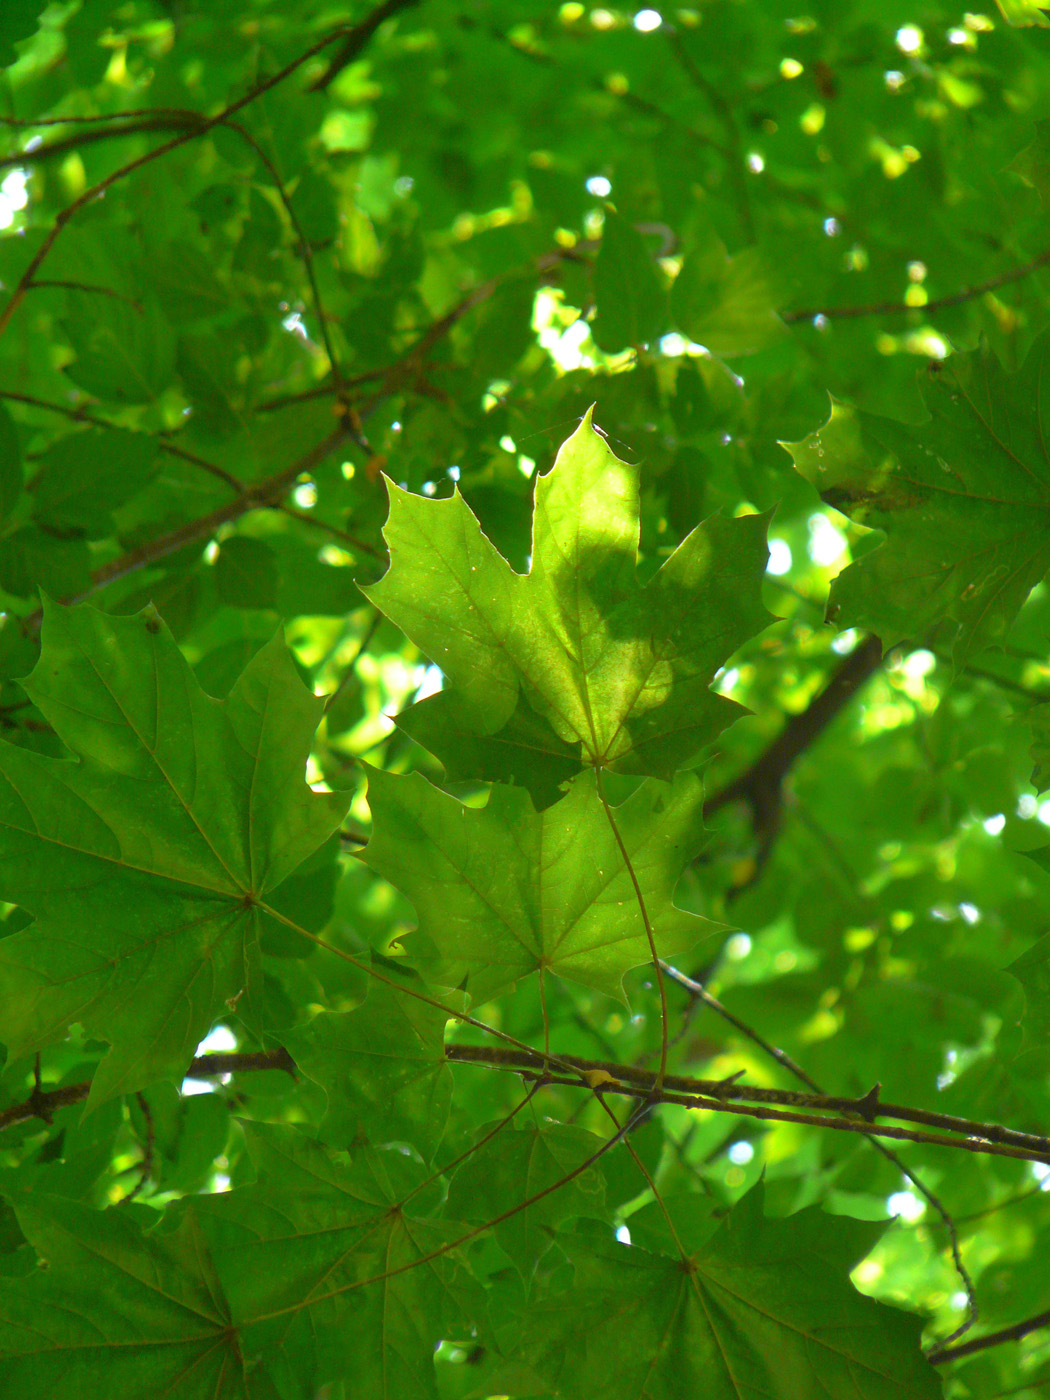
(785, 333, 1050, 657)
(501, 1185, 941, 1399)
(186, 1122, 484, 1400)
(0, 601, 347, 1106)
(363, 410, 771, 786)
(0, 1194, 244, 1399)
(445, 1119, 608, 1278)
(362, 765, 726, 1006)
(284, 964, 461, 1160)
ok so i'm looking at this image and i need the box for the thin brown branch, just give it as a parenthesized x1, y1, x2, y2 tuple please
(661, 961, 822, 1090)
(273, 502, 383, 557)
(662, 959, 978, 1345)
(28, 279, 143, 309)
(324, 608, 383, 719)
(929, 1309, 1050, 1365)
(216, 117, 346, 403)
(783, 248, 1050, 324)
(308, 0, 421, 91)
(257, 367, 388, 414)
(665, 28, 753, 239)
(1, 108, 200, 127)
(445, 1046, 1050, 1165)
(338, 828, 371, 847)
(0, 18, 360, 339)
(1, 388, 246, 493)
(253, 1099, 650, 1321)
(118, 1092, 155, 1204)
(474, 17, 729, 160)
(0, 114, 205, 170)
(596, 766, 670, 1085)
(18, 423, 353, 628)
(0, 1047, 295, 1132)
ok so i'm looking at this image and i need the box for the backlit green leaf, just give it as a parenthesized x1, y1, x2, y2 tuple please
(365, 412, 771, 779)
(363, 765, 725, 1005)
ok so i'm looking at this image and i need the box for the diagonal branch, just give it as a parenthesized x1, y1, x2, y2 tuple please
(705, 633, 883, 863)
(0, 8, 391, 339)
(783, 248, 1050, 324)
(927, 1308, 1050, 1365)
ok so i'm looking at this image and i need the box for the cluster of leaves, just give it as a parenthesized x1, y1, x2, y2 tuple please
(3, 1, 1050, 1396)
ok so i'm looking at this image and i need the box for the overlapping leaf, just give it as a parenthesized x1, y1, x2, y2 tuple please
(284, 967, 459, 1160)
(591, 209, 668, 352)
(363, 411, 771, 785)
(363, 766, 726, 1005)
(500, 1186, 940, 1399)
(0, 1194, 244, 1399)
(786, 333, 1050, 657)
(186, 1122, 483, 1400)
(0, 601, 347, 1106)
(671, 234, 785, 358)
(446, 1120, 607, 1278)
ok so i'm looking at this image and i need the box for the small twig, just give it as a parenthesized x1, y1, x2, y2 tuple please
(783, 248, 1050, 325)
(0, 18, 361, 339)
(325, 608, 383, 716)
(665, 27, 753, 239)
(0, 114, 205, 171)
(661, 960, 978, 1345)
(595, 766, 670, 1087)
(338, 828, 371, 847)
(119, 1092, 155, 1204)
(28, 279, 143, 310)
(20, 422, 354, 630)
(273, 502, 383, 557)
(660, 962, 821, 1091)
(257, 367, 388, 414)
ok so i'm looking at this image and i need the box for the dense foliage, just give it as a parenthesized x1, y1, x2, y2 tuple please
(3, 1, 1050, 1395)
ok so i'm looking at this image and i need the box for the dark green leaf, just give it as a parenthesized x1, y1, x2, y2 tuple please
(0, 601, 346, 1105)
(285, 967, 459, 1159)
(786, 335, 1050, 655)
(0, 404, 21, 521)
(672, 236, 785, 357)
(591, 209, 667, 352)
(502, 1187, 939, 1399)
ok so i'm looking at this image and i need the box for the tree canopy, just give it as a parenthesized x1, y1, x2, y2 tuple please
(3, 1, 1050, 1396)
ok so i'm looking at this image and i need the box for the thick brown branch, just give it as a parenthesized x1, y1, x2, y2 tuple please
(0, 1047, 294, 1132)
(705, 634, 883, 858)
(445, 1044, 1050, 1163)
